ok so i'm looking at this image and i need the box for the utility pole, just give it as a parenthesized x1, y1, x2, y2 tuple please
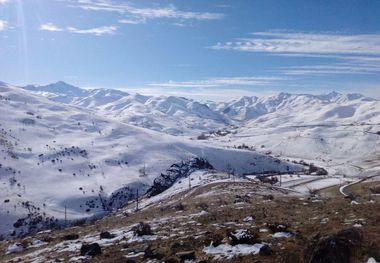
(64, 205, 67, 227)
(136, 189, 139, 211)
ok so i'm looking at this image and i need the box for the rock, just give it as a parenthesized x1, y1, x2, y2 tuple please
(259, 244, 273, 256)
(267, 223, 289, 233)
(367, 242, 380, 262)
(124, 244, 149, 254)
(100, 231, 115, 239)
(80, 243, 102, 257)
(304, 228, 363, 263)
(234, 194, 251, 203)
(175, 251, 196, 261)
(165, 257, 180, 263)
(6, 243, 24, 254)
(132, 222, 153, 236)
(227, 229, 260, 246)
(263, 194, 274, 200)
(146, 158, 213, 197)
(370, 185, 380, 194)
(144, 246, 165, 260)
(62, 234, 79, 241)
(203, 231, 224, 247)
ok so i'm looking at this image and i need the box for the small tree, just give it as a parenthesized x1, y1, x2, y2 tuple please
(139, 165, 147, 177)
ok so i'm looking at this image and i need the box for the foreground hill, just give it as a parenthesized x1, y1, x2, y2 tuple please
(1, 175, 379, 263)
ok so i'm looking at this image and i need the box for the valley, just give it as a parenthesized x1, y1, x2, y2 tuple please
(0, 81, 379, 262)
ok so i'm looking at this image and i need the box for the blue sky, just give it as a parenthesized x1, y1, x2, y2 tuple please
(0, 0, 379, 100)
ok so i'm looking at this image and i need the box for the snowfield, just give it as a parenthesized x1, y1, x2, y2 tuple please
(0, 81, 304, 237)
(0, 80, 379, 238)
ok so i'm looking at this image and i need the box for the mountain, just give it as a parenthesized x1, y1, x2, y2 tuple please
(20, 81, 380, 176)
(0, 81, 302, 237)
(211, 92, 379, 122)
(24, 82, 379, 134)
(23, 82, 229, 135)
(209, 92, 380, 176)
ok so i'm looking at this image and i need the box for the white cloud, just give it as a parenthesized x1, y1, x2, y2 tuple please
(67, 25, 117, 36)
(0, 20, 7, 31)
(149, 76, 286, 88)
(0, 0, 10, 4)
(40, 23, 63, 32)
(39, 22, 117, 36)
(118, 18, 145, 25)
(68, 1, 224, 21)
(278, 63, 380, 76)
(212, 32, 380, 77)
(212, 32, 380, 56)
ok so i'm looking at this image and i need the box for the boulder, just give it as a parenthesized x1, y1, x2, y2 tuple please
(304, 228, 363, 263)
(100, 231, 115, 239)
(268, 223, 289, 233)
(227, 229, 260, 246)
(259, 244, 273, 256)
(62, 234, 79, 241)
(80, 243, 102, 257)
(175, 251, 196, 261)
(132, 222, 153, 236)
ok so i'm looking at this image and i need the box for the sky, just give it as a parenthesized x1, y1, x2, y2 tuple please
(0, 0, 379, 100)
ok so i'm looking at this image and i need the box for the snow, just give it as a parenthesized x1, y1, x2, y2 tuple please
(6, 243, 24, 254)
(367, 258, 380, 263)
(1, 80, 380, 238)
(203, 243, 263, 259)
(272, 232, 293, 238)
(0, 82, 303, 237)
(243, 216, 253, 222)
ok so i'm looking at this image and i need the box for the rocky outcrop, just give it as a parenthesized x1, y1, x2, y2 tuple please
(146, 158, 213, 197)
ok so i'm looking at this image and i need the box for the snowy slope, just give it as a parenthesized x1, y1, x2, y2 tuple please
(24, 82, 228, 135)
(0, 81, 302, 237)
(22, 81, 380, 176)
(210, 92, 379, 123)
(209, 95, 380, 176)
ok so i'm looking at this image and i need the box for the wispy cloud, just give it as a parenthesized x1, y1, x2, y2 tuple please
(212, 32, 380, 77)
(39, 22, 117, 36)
(67, 25, 117, 36)
(68, 0, 224, 22)
(278, 63, 380, 76)
(212, 32, 380, 56)
(118, 18, 145, 25)
(40, 23, 62, 32)
(149, 76, 286, 88)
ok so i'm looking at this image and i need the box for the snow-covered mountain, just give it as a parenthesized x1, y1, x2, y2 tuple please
(21, 81, 380, 176)
(0, 81, 302, 237)
(24, 82, 229, 135)
(210, 92, 379, 123)
(24, 82, 380, 134)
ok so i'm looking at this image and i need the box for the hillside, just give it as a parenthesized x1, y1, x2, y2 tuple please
(1, 175, 379, 263)
(0, 81, 302, 238)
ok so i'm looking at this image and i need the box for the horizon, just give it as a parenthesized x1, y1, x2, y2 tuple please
(0, 1, 379, 100)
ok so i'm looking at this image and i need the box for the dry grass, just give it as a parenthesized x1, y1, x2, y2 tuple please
(1, 181, 379, 263)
